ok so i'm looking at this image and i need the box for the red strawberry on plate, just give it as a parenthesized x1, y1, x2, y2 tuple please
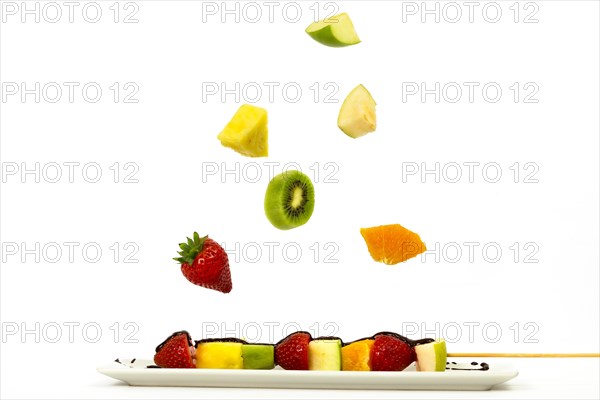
(371, 333, 416, 371)
(153, 331, 195, 368)
(174, 232, 232, 293)
(275, 331, 312, 370)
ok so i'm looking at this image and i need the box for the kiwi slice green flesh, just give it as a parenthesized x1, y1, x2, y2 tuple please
(264, 170, 315, 230)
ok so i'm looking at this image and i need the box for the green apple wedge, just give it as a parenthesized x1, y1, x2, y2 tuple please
(305, 13, 361, 47)
(337, 84, 377, 138)
(415, 340, 447, 372)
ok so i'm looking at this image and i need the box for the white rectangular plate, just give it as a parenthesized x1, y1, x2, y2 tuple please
(98, 359, 518, 391)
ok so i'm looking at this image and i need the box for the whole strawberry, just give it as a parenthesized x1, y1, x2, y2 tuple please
(275, 331, 312, 370)
(370, 333, 416, 371)
(174, 232, 232, 293)
(153, 331, 195, 368)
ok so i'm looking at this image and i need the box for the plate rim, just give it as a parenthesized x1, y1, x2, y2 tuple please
(97, 358, 519, 391)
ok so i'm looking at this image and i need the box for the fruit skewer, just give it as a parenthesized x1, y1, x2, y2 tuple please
(447, 353, 600, 358)
(152, 330, 448, 372)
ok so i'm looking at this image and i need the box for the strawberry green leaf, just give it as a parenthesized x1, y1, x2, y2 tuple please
(174, 232, 208, 265)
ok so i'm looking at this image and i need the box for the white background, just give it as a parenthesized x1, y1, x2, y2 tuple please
(1, 0, 599, 398)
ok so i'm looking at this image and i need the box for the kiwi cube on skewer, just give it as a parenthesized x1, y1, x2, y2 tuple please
(242, 344, 275, 370)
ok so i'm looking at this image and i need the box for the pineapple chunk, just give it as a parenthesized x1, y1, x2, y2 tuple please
(196, 342, 243, 369)
(217, 104, 268, 157)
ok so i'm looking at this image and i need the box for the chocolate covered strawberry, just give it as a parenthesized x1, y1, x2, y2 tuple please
(371, 333, 416, 371)
(153, 331, 195, 368)
(174, 232, 232, 293)
(275, 331, 312, 370)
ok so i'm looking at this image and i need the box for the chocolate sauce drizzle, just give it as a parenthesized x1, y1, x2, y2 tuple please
(312, 336, 343, 342)
(268, 330, 437, 349)
(446, 361, 489, 371)
(371, 331, 435, 347)
(341, 332, 435, 348)
(275, 331, 313, 346)
(114, 358, 137, 368)
(194, 337, 248, 348)
(155, 330, 193, 353)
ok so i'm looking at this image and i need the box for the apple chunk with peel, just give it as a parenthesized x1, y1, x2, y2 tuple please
(308, 339, 342, 370)
(337, 84, 376, 138)
(305, 13, 361, 47)
(415, 340, 447, 372)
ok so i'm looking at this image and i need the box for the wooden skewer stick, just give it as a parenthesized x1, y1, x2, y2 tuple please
(447, 353, 600, 358)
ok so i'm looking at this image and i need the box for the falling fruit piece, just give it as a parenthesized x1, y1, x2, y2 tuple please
(360, 224, 426, 265)
(174, 232, 232, 293)
(305, 13, 361, 47)
(264, 170, 315, 230)
(337, 84, 376, 138)
(217, 104, 268, 157)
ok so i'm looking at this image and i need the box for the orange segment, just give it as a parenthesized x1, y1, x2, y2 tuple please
(360, 224, 426, 265)
(342, 339, 374, 371)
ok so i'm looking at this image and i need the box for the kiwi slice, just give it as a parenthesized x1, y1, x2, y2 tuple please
(264, 170, 315, 230)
